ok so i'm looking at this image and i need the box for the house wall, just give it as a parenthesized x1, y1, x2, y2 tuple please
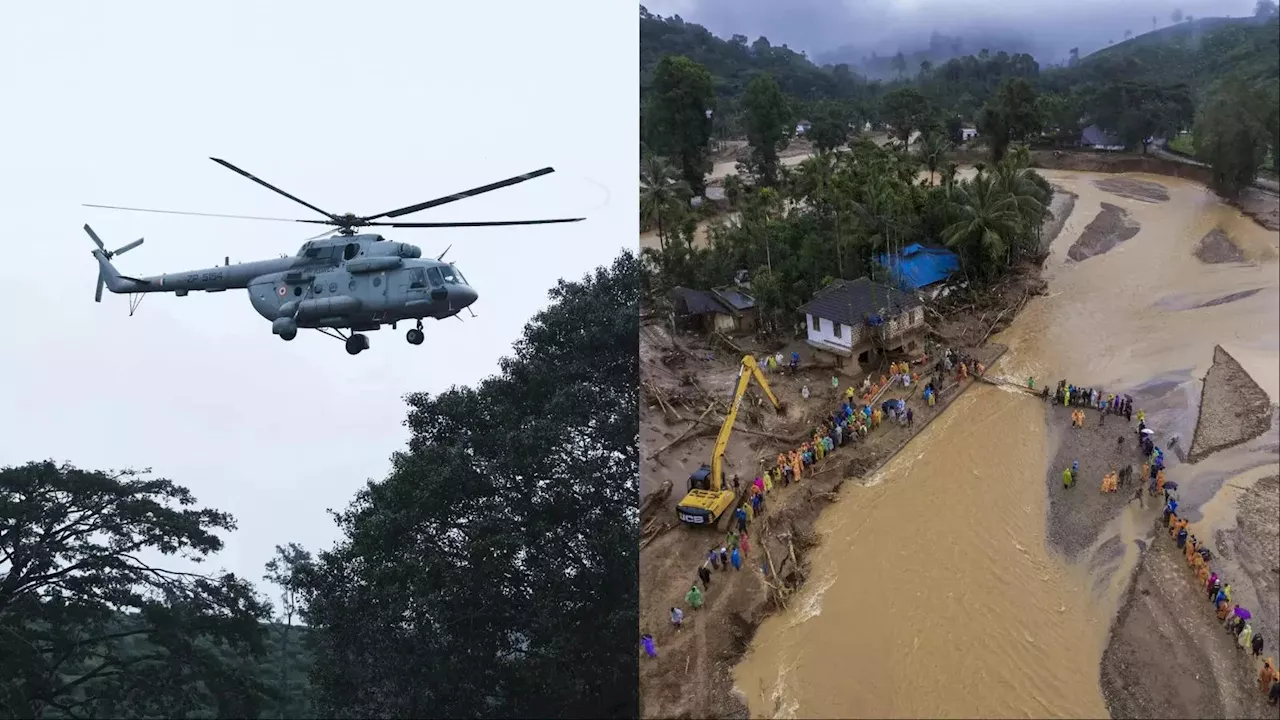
(713, 313, 737, 333)
(805, 313, 862, 350)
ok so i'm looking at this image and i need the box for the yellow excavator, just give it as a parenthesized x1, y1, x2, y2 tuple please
(677, 355, 782, 526)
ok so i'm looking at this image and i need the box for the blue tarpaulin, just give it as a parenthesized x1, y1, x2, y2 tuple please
(875, 243, 960, 290)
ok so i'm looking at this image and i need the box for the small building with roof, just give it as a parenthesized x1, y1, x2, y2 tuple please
(1080, 124, 1125, 151)
(874, 243, 960, 291)
(666, 286, 757, 335)
(798, 277, 926, 368)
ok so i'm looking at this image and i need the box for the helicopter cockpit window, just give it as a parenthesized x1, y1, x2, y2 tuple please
(305, 248, 322, 259)
(441, 266, 461, 284)
(408, 268, 427, 289)
(344, 243, 360, 261)
(426, 267, 443, 287)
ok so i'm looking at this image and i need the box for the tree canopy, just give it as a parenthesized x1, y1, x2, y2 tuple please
(293, 252, 640, 719)
(3, 251, 640, 720)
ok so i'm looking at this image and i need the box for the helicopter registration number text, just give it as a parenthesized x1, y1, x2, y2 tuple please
(185, 271, 224, 283)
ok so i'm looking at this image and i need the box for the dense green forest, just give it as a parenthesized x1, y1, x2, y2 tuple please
(640, 3, 1278, 329)
(1, 251, 640, 719)
(641, 4, 1279, 157)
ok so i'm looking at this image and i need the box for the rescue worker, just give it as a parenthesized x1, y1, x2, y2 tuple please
(686, 585, 703, 609)
(1063, 467, 1073, 489)
(1260, 658, 1275, 695)
(698, 564, 712, 590)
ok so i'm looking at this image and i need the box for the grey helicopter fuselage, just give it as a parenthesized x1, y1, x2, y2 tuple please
(92, 233, 478, 339)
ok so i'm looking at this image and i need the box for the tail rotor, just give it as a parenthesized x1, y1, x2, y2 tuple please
(85, 224, 143, 302)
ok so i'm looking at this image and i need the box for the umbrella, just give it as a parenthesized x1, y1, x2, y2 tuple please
(1235, 607, 1253, 620)
(1141, 428, 1155, 435)
(1163, 481, 1179, 491)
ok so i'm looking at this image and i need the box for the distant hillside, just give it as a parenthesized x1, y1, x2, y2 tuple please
(1048, 14, 1279, 98)
(640, 5, 853, 102)
(819, 31, 1041, 82)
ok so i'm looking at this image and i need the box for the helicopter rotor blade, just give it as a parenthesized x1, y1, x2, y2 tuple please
(114, 238, 144, 256)
(363, 167, 557, 221)
(84, 224, 106, 251)
(95, 274, 104, 303)
(209, 158, 340, 222)
(369, 217, 584, 228)
(84, 204, 318, 224)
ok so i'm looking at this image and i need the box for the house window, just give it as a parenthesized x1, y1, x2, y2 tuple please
(833, 323, 842, 338)
(811, 315, 821, 332)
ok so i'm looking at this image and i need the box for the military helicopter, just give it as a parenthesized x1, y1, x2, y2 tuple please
(84, 158, 583, 354)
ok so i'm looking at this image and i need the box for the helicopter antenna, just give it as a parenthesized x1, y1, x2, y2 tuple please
(85, 159, 588, 236)
(437, 244, 452, 261)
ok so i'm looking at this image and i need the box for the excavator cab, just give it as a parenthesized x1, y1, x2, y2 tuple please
(688, 464, 713, 492)
(676, 355, 781, 527)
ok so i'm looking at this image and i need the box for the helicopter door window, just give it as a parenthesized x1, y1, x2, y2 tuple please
(426, 267, 444, 287)
(408, 268, 427, 289)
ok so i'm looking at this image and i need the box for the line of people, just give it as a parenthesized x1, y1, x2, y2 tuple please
(651, 350, 977, 659)
(1165, 507, 1280, 705)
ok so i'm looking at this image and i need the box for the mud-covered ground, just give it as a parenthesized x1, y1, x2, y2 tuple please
(1093, 347, 1280, 718)
(1094, 176, 1172, 203)
(1043, 398, 1151, 560)
(1239, 187, 1280, 232)
(1189, 346, 1275, 463)
(638, 326, 1005, 719)
(1099, 515, 1278, 719)
(1196, 228, 1249, 264)
(1068, 202, 1141, 261)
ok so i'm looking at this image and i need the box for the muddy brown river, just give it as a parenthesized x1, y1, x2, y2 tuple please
(733, 171, 1280, 718)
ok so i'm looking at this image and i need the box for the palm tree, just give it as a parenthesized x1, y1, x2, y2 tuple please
(942, 173, 1023, 279)
(992, 161, 1049, 258)
(640, 153, 691, 250)
(916, 133, 954, 185)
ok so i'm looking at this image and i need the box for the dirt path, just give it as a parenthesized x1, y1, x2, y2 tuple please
(638, 335, 1005, 719)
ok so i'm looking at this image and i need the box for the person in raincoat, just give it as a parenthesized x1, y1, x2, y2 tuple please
(686, 585, 703, 609)
(641, 634, 657, 658)
(1260, 658, 1276, 695)
(670, 607, 684, 630)
(730, 546, 742, 571)
(1252, 633, 1264, 657)
(740, 530, 751, 557)
(735, 505, 748, 531)
(698, 564, 712, 590)
(1238, 622, 1253, 650)
(1063, 467, 1074, 489)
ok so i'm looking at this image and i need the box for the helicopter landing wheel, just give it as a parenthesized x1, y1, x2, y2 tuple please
(345, 333, 369, 355)
(406, 328, 424, 345)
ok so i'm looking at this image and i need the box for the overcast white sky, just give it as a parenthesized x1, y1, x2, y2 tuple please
(645, 0, 1260, 61)
(0, 1, 636, 595)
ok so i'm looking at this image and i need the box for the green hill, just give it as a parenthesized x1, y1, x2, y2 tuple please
(1048, 15, 1280, 99)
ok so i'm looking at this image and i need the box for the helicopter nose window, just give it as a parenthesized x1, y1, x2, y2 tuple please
(441, 267, 460, 284)
(427, 267, 444, 287)
(344, 243, 360, 260)
(409, 268, 427, 289)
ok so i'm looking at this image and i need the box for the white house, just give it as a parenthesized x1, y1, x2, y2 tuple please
(961, 127, 979, 141)
(799, 278, 926, 368)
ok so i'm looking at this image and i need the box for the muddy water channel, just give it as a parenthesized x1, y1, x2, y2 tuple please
(733, 171, 1280, 718)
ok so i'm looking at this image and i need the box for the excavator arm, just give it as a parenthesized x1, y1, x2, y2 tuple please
(709, 355, 782, 494)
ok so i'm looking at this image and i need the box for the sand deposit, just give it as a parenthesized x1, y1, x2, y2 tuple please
(1188, 346, 1274, 463)
(1068, 202, 1141, 261)
(1196, 228, 1249, 264)
(1094, 176, 1172, 203)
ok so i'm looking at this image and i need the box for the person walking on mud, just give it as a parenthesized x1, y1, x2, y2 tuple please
(1129, 486, 1145, 508)
(698, 564, 712, 590)
(670, 607, 683, 631)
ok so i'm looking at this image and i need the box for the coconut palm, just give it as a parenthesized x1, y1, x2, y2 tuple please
(942, 173, 1023, 279)
(640, 153, 691, 250)
(916, 133, 954, 185)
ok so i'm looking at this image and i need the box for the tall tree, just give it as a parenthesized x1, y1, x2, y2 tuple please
(1194, 78, 1271, 199)
(643, 55, 716, 196)
(294, 253, 640, 720)
(640, 153, 692, 249)
(742, 73, 793, 186)
(880, 87, 931, 144)
(0, 463, 271, 719)
(1092, 81, 1194, 152)
(1257, 0, 1278, 18)
(806, 101, 852, 154)
(979, 78, 1042, 163)
(263, 543, 313, 720)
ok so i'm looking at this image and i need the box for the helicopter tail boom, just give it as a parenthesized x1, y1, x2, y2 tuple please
(85, 224, 148, 301)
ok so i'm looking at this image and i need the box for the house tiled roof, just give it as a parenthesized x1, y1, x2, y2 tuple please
(667, 286, 729, 315)
(798, 277, 921, 327)
(713, 287, 756, 312)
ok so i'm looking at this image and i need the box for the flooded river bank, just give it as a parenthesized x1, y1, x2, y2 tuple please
(732, 170, 1280, 718)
